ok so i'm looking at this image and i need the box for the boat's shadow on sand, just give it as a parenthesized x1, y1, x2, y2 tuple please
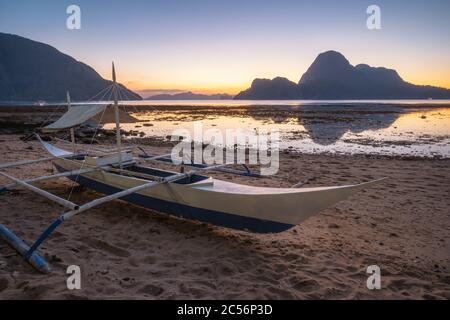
(1, 181, 320, 298)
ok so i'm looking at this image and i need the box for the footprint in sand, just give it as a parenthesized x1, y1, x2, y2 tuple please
(387, 278, 429, 292)
(22, 284, 53, 299)
(216, 262, 235, 276)
(128, 257, 139, 267)
(88, 238, 131, 258)
(289, 277, 320, 293)
(141, 255, 157, 265)
(0, 278, 8, 292)
(137, 283, 164, 297)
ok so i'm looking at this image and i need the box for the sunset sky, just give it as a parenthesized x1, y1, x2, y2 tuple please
(1, 0, 449, 96)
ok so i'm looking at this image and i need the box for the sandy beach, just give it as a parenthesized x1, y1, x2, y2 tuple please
(0, 134, 449, 299)
(2, 0, 450, 304)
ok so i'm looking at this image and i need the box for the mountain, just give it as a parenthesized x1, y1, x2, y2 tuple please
(0, 33, 142, 102)
(235, 50, 450, 99)
(233, 77, 298, 100)
(146, 91, 233, 100)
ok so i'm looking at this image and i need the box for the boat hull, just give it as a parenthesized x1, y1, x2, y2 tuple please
(49, 152, 380, 233)
(54, 163, 294, 233)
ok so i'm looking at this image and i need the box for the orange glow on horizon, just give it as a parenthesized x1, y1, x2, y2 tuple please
(98, 69, 450, 97)
(121, 78, 450, 97)
(125, 82, 246, 95)
(401, 74, 450, 90)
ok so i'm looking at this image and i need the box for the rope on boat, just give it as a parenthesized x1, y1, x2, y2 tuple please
(65, 100, 110, 202)
(1, 83, 148, 273)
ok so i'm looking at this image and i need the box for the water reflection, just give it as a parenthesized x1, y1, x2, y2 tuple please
(110, 105, 450, 158)
(245, 105, 401, 145)
(295, 106, 401, 145)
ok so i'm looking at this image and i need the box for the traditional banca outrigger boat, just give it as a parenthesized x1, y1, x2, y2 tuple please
(0, 64, 384, 273)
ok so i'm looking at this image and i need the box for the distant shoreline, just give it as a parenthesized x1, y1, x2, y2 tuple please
(1, 102, 449, 126)
(1, 100, 450, 110)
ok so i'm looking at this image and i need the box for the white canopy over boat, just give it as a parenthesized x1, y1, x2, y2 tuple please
(42, 104, 137, 132)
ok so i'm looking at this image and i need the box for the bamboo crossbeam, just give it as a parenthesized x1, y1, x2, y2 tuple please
(138, 154, 262, 178)
(54, 138, 134, 154)
(0, 172, 79, 210)
(136, 153, 182, 164)
(0, 167, 101, 191)
(106, 167, 164, 181)
(0, 153, 80, 170)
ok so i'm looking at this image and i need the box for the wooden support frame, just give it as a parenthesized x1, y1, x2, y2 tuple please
(0, 167, 102, 191)
(54, 138, 134, 155)
(0, 153, 81, 170)
(0, 171, 79, 210)
(138, 153, 262, 178)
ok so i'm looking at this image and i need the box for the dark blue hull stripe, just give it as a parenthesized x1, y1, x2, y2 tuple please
(56, 165, 293, 233)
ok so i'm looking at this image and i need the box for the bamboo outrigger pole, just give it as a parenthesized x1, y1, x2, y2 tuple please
(112, 62, 123, 169)
(0, 171, 79, 210)
(0, 224, 50, 273)
(0, 167, 101, 192)
(21, 162, 232, 271)
(54, 138, 134, 155)
(67, 91, 76, 153)
(0, 153, 81, 170)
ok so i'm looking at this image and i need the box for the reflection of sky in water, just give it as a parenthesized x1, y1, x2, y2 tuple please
(106, 106, 450, 158)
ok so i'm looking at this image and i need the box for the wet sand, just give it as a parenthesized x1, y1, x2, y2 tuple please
(2, 104, 450, 158)
(0, 135, 449, 299)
